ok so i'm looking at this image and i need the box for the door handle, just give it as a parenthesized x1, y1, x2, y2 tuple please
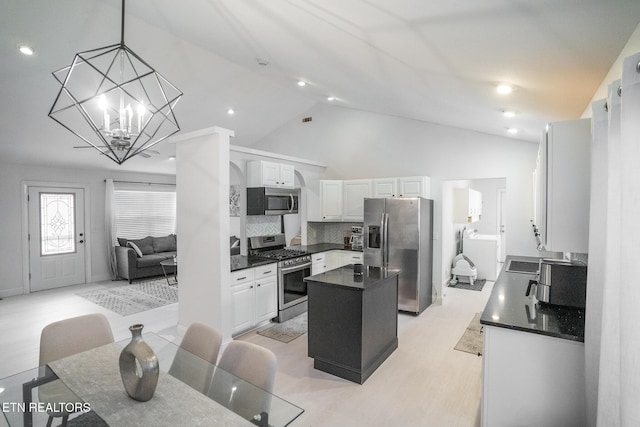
(79, 240, 85, 243)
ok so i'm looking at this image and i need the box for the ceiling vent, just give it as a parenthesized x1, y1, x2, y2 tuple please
(302, 117, 312, 123)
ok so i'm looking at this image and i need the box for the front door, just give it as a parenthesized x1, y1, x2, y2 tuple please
(28, 187, 86, 291)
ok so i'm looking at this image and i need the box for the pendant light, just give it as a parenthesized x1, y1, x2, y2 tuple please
(49, 0, 182, 165)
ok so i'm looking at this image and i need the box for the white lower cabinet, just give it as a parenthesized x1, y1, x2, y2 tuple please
(482, 325, 585, 427)
(231, 263, 277, 336)
(254, 265, 278, 324)
(311, 252, 328, 275)
(316, 250, 364, 272)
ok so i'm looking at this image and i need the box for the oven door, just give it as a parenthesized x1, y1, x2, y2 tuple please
(278, 262, 311, 309)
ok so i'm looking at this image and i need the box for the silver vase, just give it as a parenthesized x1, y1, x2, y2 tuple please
(119, 324, 159, 402)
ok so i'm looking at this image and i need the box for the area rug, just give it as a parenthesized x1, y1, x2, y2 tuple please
(448, 279, 486, 291)
(454, 313, 483, 356)
(257, 312, 307, 343)
(77, 278, 178, 317)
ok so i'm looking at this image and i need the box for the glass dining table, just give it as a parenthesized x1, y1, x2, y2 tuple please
(0, 333, 303, 427)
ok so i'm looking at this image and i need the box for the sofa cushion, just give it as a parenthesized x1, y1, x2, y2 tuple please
(128, 236, 154, 255)
(153, 234, 177, 253)
(136, 253, 172, 268)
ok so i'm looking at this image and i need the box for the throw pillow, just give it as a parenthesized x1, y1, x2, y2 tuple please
(117, 237, 128, 247)
(127, 241, 144, 257)
(128, 236, 154, 255)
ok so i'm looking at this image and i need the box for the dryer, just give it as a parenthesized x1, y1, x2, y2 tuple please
(462, 230, 501, 281)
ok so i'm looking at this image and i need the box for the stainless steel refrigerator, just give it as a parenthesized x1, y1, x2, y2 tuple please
(363, 197, 433, 314)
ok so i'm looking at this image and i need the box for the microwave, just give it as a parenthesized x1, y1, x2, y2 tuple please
(247, 187, 299, 215)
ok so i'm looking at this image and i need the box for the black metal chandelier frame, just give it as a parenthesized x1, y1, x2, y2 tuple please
(49, 0, 183, 165)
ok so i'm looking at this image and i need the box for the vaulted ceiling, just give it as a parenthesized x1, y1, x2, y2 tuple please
(2, 0, 640, 174)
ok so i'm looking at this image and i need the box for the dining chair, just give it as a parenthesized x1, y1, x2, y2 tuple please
(39, 313, 115, 427)
(168, 322, 222, 393)
(210, 341, 277, 420)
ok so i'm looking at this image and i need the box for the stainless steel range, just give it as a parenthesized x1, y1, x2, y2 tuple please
(249, 234, 311, 323)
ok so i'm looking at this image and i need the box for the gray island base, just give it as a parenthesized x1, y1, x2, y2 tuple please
(304, 265, 399, 384)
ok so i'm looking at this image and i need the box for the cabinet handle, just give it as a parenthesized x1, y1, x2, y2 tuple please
(250, 285, 254, 289)
(237, 276, 246, 281)
(257, 284, 261, 287)
(263, 271, 272, 275)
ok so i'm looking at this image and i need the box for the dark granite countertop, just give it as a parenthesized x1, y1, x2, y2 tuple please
(305, 264, 399, 290)
(480, 255, 585, 342)
(230, 255, 276, 272)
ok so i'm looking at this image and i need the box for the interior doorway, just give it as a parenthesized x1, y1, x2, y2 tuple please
(27, 186, 86, 291)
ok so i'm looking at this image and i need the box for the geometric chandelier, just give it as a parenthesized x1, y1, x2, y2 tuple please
(48, 0, 182, 165)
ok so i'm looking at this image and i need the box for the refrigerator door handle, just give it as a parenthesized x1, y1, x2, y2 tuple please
(382, 213, 389, 267)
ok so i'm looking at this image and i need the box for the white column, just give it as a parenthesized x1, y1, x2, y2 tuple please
(175, 126, 234, 342)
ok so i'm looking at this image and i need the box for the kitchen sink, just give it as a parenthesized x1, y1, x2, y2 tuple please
(505, 260, 539, 275)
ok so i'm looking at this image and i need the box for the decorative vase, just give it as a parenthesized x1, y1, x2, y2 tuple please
(119, 324, 159, 402)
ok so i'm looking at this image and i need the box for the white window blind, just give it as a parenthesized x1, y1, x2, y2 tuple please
(114, 187, 176, 241)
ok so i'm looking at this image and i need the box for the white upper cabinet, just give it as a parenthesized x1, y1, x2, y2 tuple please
(247, 160, 295, 188)
(321, 176, 431, 221)
(343, 179, 372, 221)
(534, 118, 591, 253)
(320, 180, 343, 220)
(372, 178, 397, 198)
(454, 188, 483, 223)
(398, 176, 431, 198)
(372, 176, 430, 198)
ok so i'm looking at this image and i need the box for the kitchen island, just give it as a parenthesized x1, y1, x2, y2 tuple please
(480, 255, 586, 427)
(304, 264, 399, 384)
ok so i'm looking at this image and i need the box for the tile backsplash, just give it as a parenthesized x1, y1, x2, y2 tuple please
(246, 216, 281, 237)
(307, 221, 363, 245)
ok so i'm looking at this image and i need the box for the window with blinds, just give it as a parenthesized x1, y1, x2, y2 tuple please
(114, 189, 176, 241)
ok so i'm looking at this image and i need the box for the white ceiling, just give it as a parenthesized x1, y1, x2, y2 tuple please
(2, 0, 640, 174)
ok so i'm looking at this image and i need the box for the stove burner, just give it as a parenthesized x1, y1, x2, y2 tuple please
(257, 248, 306, 260)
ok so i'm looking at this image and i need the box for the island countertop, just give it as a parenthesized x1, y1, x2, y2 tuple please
(480, 255, 585, 342)
(304, 264, 399, 290)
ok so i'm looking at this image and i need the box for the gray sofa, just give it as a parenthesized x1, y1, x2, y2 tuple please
(115, 235, 177, 283)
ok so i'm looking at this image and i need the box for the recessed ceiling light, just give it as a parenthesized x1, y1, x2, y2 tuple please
(497, 84, 513, 95)
(19, 45, 34, 56)
(227, 108, 235, 115)
(297, 81, 306, 87)
(506, 127, 518, 134)
(502, 110, 516, 117)
(327, 96, 336, 101)
(168, 155, 176, 161)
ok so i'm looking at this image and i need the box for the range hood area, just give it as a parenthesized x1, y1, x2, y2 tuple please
(247, 187, 300, 216)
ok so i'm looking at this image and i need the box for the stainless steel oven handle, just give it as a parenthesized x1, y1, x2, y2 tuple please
(279, 262, 312, 273)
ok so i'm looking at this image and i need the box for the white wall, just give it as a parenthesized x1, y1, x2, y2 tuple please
(0, 162, 175, 298)
(249, 103, 540, 299)
(583, 22, 640, 117)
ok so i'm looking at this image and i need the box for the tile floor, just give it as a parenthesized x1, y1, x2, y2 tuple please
(0, 278, 494, 426)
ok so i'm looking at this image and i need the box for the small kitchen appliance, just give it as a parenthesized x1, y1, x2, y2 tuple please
(526, 258, 587, 309)
(349, 226, 364, 250)
(249, 234, 311, 322)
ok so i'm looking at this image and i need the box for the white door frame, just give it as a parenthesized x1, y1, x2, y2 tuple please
(497, 188, 507, 262)
(21, 181, 92, 294)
